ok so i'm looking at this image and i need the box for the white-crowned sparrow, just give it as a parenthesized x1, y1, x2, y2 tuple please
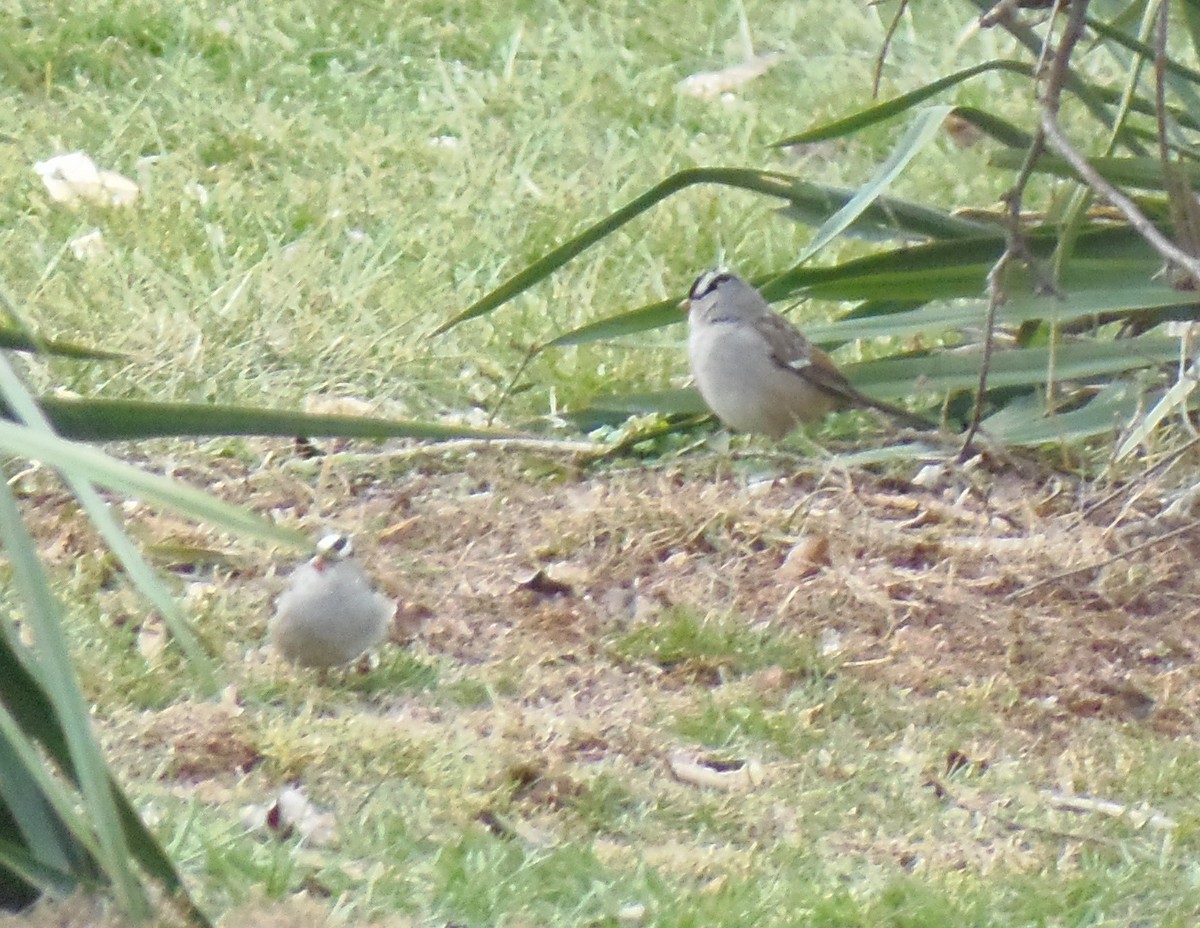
(269, 533, 394, 669)
(684, 269, 931, 437)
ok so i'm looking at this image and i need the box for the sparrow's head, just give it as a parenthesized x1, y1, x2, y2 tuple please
(684, 269, 767, 323)
(313, 532, 352, 570)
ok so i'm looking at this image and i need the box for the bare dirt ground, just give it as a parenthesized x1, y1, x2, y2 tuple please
(13, 439, 1200, 925)
(203, 442, 1200, 741)
(25, 437, 1200, 755)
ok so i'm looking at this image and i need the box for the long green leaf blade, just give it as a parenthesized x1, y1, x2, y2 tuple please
(791, 107, 956, 267)
(5, 397, 523, 443)
(0, 421, 304, 547)
(774, 61, 1033, 145)
(0, 329, 124, 361)
(0, 481, 146, 915)
(432, 167, 813, 335)
(776, 178, 993, 241)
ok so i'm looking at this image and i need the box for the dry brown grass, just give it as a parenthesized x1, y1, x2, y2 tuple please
(14, 439, 1200, 921)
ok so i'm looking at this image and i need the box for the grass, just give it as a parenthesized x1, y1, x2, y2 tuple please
(8, 0, 1200, 926)
(2, 0, 1007, 425)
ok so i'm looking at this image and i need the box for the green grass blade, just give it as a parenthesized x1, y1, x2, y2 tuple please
(791, 106, 956, 266)
(775, 178, 993, 241)
(0, 481, 147, 916)
(12, 396, 523, 443)
(0, 421, 304, 547)
(431, 167, 810, 335)
(0, 329, 124, 361)
(774, 61, 1033, 145)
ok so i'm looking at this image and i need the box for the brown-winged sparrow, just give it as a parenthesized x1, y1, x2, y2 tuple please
(685, 269, 931, 437)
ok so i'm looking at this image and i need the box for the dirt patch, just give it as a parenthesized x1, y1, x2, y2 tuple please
(16, 441, 1200, 745)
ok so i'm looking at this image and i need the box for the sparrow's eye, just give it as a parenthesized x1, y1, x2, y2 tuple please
(689, 269, 733, 301)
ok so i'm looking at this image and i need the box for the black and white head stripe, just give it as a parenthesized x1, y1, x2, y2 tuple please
(315, 533, 353, 560)
(688, 268, 734, 302)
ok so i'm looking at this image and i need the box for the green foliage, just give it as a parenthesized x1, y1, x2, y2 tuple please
(611, 606, 824, 680)
(436, 0, 1200, 450)
(6, 0, 1200, 924)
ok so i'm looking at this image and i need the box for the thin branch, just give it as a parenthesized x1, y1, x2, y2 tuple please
(1006, 516, 1200, 600)
(872, 0, 910, 100)
(1039, 120, 1200, 281)
(1038, 0, 1200, 284)
(958, 136, 1047, 459)
(959, 1, 1066, 459)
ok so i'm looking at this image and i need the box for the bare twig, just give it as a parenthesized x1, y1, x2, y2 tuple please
(959, 1, 1068, 459)
(1006, 516, 1200, 600)
(959, 135, 1048, 459)
(1041, 124, 1200, 275)
(872, 0, 910, 100)
(1082, 434, 1200, 518)
(486, 344, 538, 426)
(1038, 0, 1200, 284)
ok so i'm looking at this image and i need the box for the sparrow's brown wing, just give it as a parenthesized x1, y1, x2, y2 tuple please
(755, 312, 858, 401)
(756, 312, 935, 429)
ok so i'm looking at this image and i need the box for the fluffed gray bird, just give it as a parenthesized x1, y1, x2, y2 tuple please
(269, 533, 394, 669)
(684, 269, 932, 438)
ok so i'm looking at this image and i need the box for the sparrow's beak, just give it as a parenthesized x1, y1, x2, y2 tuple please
(678, 297, 691, 313)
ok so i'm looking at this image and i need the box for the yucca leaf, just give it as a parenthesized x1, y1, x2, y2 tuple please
(802, 286, 1193, 343)
(0, 421, 303, 548)
(0, 624, 207, 923)
(1181, 0, 1200, 63)
(0, 329, 124, 361)
(944, 106, 1034, 149)
(773, 61, 1034, 145)
(0, 837, 77, 909)
(542, 300, 680, 350)
(561, 388, 708, 432)
(776, 179, 993, 241)
(1088, 14, 1200, 87)
(433, 167, 840, 335)
(983, 382, 1144, 446)
(544, 229, 1170, 353)
(565, 335, 1178, 434)
(791, 106, 957, 266)
(1, 396, 523, 443)
(0, 482, 146, 916)
(0, 357, 218, 690)
(0, 713, 102, 879)
(991, 151, 1200, 190)
(846, 335, 1179, 397)
(958, 0, 1143, 151)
